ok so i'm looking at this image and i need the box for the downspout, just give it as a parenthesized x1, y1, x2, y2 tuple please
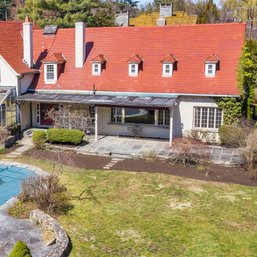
(16, 75, 24, 124)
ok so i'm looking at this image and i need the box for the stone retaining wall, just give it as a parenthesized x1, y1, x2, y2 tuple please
(30, 209, 70, 257)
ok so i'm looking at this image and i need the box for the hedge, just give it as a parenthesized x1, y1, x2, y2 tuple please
(219, 125, 245, 148)
(32, 130, 46, 148)
(9, 240, 32, 257)
(47, 128, 84, 145)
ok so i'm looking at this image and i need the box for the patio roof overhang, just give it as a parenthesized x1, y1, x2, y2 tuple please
(0, 86, 16, 105)
(17, 92, 177, 109)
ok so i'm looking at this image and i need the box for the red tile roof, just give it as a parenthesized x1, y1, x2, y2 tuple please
(0, 21, 37, 74)
(31, 23, 245, 96)
(42, 52, 66, 64)
(161, 54, 177, 64)
(90, 54, 108, 63)
(127, 54, 144, 64)
(204, 54, 220, 63)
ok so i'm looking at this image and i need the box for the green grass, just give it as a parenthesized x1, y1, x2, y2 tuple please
(13, 157, 257, 257)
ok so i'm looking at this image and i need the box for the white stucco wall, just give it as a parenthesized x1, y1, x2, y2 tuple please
(98, 107, 170, 139)
(27, 96, 222, 141)
(20, 74, 34, 94)
(173, 96, 220, 138)
(0, 56, 17, 87)
(20, 102, 31, 130)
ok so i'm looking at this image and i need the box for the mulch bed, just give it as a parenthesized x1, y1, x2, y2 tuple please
(24, 149, 111, 170)
(24, 149, 257, 187)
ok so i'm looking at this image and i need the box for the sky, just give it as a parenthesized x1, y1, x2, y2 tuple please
(139, 0, 221, 7)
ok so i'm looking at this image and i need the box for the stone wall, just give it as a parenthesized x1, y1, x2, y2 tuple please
(30, 209, 70, 257)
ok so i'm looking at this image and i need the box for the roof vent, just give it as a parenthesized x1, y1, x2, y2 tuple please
(43, 25, 58, 35)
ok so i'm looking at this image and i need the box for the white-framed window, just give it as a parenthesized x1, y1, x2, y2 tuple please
(157, 109, 170, 126)
(111, 107, 123, 123)
(205, 63, 216, 77)
(129, 63, 138, 77)
(162, 64, 173, 77)
(194, 107, 222, 129)
(110, 107, 171, 126)
(92, 63, 101, 76)
(44, 64, 57, 83)
(89, 105, 95, 123)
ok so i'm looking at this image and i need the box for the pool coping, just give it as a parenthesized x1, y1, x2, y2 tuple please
(0, 161, 49, 211)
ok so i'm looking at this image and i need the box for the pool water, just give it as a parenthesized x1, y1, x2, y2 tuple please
(0, 164, 34, 205)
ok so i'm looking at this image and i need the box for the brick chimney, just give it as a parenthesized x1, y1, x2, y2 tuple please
(23, 16, 33, 68)
(75, 22, 86, 68)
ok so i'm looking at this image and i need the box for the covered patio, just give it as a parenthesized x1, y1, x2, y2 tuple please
(17, 92, 177, 145)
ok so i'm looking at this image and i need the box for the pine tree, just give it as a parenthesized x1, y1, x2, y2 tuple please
(18, 0, 116, 28)
(0, 0, 14, 20)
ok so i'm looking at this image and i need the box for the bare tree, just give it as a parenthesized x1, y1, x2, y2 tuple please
(0, 126, 9, 147)
(240, 129, 257, 179)
(47, 104, 92, 132)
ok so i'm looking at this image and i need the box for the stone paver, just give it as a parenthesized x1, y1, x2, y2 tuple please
(77, 136, 244, 165)
(0, 209, 54, 257)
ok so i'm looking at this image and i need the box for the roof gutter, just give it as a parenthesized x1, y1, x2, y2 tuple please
(27, 89, 240, 98)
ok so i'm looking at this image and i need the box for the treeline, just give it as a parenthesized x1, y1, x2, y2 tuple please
(1, 0, 257, 34)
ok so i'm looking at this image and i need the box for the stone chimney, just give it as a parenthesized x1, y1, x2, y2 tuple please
(75, 22, 85, 68)
(115, 11, 130, 27)
(160, 3, 173, 17)
(23, 16, 33, 68)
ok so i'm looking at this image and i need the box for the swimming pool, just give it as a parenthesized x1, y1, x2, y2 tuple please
(0, 164, 34, 205)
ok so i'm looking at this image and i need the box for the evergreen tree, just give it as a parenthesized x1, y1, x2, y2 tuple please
(0, 0, 14, 20)
(18, 0, 116, 28)
(196, 0, 220, 24)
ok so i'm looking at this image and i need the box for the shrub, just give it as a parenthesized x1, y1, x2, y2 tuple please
(20, 175, 70, 216)
(219, 125, 245, 148)
(32, 130, 46, 149)
(47, 128, 84, 145)
(9, 240, 32, 257)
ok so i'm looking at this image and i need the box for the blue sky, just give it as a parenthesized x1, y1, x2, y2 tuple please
(139, 0, 221, 7)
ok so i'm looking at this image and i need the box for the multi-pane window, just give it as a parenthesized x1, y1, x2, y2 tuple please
(162, 64, 172, 77)
(205, 63, 216, 77)
(158, 109, 170, 126)
(110, 107, 171, 126)
(46, 64, 54, 80)
(111, 107, 122, 123)
(194, 107, 222, 129)
(92, 63, 101, 76)
(129, 64, 138, 76)
(89, 105, 95, 123)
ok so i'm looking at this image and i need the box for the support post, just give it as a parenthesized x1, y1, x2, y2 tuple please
(169, 107, 173, 147)
(95, 106, 98, 141)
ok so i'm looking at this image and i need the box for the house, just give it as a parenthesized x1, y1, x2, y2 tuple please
(116, 4, 197, 27)
(0, 20, 245, 145)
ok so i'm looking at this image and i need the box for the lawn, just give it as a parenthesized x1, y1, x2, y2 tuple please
(14, 157, 257, 257)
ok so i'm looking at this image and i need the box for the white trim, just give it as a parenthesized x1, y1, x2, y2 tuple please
(92, 63, 101, 76)
(44, 64, 57, 84)
(0, 55, 19, 76)
(162, 63, 173, 77)
(29, 89, 239, 98)
(129, 63, 138, 77)
(205, 63, 216, 78)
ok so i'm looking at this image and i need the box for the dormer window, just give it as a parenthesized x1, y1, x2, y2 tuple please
(161, 54, 177, 77)
(92, 63, 101, 76)
(204, 54, 220, 78)
(91, 54, 108, 76)
(129, 63, 138, 76)
(42, 52, 66, 84)
(163, 64, 172, 77)
(128, 54, 143, 77)
(45, 64, 57, 83)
